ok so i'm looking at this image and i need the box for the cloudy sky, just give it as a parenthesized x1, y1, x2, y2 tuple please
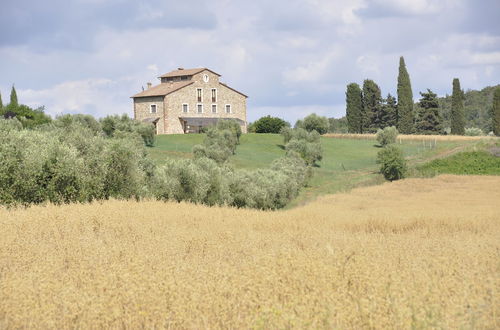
(1, 0, 499, 124)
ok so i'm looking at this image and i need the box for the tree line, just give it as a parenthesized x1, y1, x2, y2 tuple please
(345, 56, 500, 136)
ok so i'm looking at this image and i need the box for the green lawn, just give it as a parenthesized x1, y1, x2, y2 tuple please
(148, 133, 474, 207)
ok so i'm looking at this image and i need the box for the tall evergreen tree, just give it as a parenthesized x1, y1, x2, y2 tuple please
(10, 85, 18, 107)
(493, 88, 500, 136)
(396, 56, 414, 133)
(415, 89, 443, 134)
(450, 78, 465, 135)
(362, 79, 382, 132)
(345, 83, 363, 133)
(380, 93, 397, 128)
(0, 91, 3, 110)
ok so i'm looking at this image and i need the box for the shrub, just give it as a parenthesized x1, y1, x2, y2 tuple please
(193, 127, 238, 164)
(295, 113, 329, 134)
(464, 127, 484, 136)
(376, 145, 407, 181)
(251, 115, 290, 133)
(376, 126, 399, 147)
(285, 139, 322, 166)
(100, 114, 156, 147)
(216, 119, 242, 143)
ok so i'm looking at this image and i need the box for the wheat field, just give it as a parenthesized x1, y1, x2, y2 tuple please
(0, 175, 499, 328)
(324, 133, 499, 142)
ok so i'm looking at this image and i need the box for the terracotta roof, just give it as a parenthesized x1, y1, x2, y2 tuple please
(131, 81, 193, 98)
(220, 83, 248, 98)
(158, 68, 221, 78)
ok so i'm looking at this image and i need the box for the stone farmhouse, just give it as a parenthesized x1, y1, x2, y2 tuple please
(132, 68, 247, 134)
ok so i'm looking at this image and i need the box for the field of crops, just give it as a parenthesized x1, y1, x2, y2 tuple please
(1, 175, 498, 328)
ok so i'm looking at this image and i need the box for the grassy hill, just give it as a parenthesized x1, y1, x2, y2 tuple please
(148, 133, 478, 207)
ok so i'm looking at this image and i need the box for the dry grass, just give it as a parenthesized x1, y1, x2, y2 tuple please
(0, 175, 499, 329)
(324, 133, 499, 142)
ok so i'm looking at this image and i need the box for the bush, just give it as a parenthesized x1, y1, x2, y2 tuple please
(464, 127, 484, 136)
(376, 145, 407, 181)
(0, 122, 151, 206)
(376, 126, 399, 147)
(295, 113, 329, 134)
(251, 115, 290, 133)
(216, 119, 242, 143)
(281, 127, 322, 166)
(193, 127, 238, 164)
(100, 114, 156, 147)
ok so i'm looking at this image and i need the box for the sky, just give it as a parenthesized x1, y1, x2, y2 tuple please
(0, 0, 499, 124)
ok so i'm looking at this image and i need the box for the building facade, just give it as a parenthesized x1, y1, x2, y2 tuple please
(132, 68, 247, 134)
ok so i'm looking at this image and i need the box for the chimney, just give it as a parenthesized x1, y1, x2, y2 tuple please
(178, 67, 184, 70)
(147, 82, 152, 89)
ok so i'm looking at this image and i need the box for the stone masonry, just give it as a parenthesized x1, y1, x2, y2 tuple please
(132, 68, 247, 134)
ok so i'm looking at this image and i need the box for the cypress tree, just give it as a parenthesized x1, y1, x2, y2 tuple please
(10, 85, 18, 107)
(415, 89, 443, 134)
(0, 91, 3, 110)
(345, 83, 363, 133)
(380, 93, 397, 128)
(493, 88, 500, 136)
(450, 78, 465, 135)
(397, 56, 414, 133)
(362, 79, 382, 132)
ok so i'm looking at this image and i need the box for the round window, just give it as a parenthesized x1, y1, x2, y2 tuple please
(203, 74, 209, 82)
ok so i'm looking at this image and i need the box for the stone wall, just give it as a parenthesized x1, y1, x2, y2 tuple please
(133, 96, 165, 134)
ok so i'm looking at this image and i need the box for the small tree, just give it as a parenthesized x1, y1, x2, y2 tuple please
(251, 115, 289, 133)
(415, 89, 443, 134)
(450, 78, 465, 135)
(295, 113, 329, 134)
(376, 145, 407, 181)
(10, 85, 18, 107)
(376, 126, 398, 147)
(346, 83, 363, 133)
(397, 56, 414, 134)
(380, 94, 397, 128)
(493, 88, 500, 136)
(362, 79, 383, 132)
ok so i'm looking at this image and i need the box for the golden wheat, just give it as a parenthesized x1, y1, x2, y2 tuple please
(324, 133, 499, 142)
(0, 175, 499, 329)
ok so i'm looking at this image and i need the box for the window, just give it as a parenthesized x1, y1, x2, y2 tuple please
(211, 88, 217, 102)
(197, 104, 203, 114)
(225, 104, 231, 114)
(212, 104, 217, 113)
(182, 103, 189, 113)
(197, 88, 202, 102)
(181, 76, 188, 81)
(150, 104, 157, 113)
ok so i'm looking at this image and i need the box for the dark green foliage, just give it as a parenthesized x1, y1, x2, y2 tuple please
(493, 88, 500, 136)
(437, 84, 499, 133)
(397, 56, 414, 134)
(418, 151, 500, 175)
(10, 85, 18, 107)
(295, 113, 329, 134)
(251, 115, 290, 133)
(362, 79, 383, 132)
(345, 83, 363, 133)
(328, 116, 348, 133)
(380, 94, 398, 128)
(376, 126, 398, 147)
(376, 145, 407, 181)
(99, 114, 155, 147)
(415, 89, 443, 135)
(1, 103, 52, 128)
(0, 91, 3, 109)
(451, 78, 465, 135)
